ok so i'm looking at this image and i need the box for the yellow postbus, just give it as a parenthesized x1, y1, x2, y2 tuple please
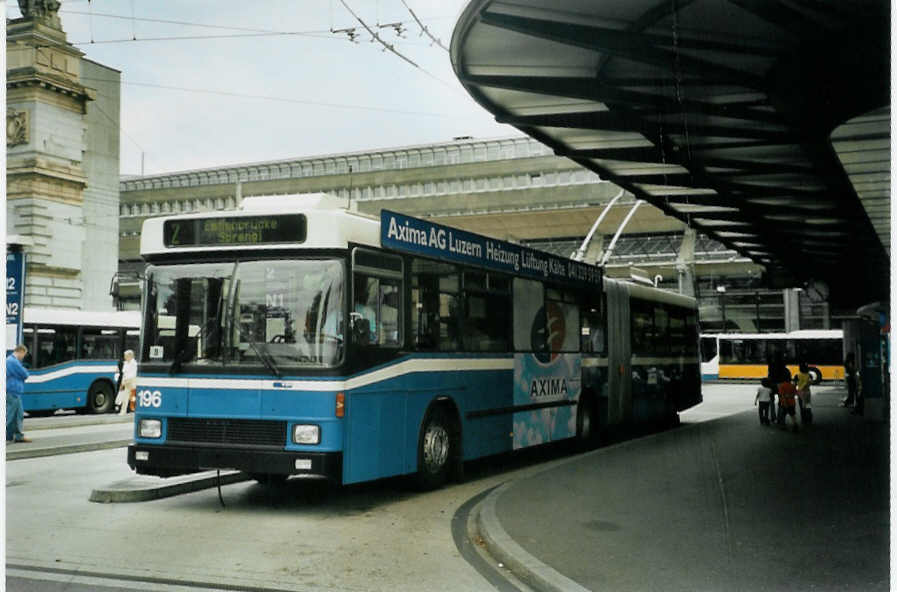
(700, 330, 843, 383)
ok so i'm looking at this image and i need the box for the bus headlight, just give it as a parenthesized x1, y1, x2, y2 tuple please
(292, 424, 320, 445)
(139, 419, 162, 439)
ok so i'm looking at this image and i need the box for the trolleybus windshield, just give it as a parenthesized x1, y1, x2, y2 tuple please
(143, 259, 345, 370)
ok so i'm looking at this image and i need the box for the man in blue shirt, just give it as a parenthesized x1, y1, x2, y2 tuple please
(6, 344, 31, 443)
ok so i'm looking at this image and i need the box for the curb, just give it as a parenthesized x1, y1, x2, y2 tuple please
(6, 439, 131, 461)
(89, 470, 251, 503)
(24, 414, 134, 431)
(476, 481, 590, 592)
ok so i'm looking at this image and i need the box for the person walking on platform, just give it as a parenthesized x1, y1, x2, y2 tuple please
(754, 378, 773, 425)
(795, 363, 813, 425)
(777, 379, 799, 432)
(6, 345, 32, 443)
(115, 349, 138, 415)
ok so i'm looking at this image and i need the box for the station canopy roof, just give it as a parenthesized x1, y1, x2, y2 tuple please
(451, 0, 890, 307)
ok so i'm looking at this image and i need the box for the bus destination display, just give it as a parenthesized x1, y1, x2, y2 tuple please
(163, 215, 307, 247)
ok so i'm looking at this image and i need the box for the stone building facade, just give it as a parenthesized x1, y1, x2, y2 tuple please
(6, 5, 120, 311)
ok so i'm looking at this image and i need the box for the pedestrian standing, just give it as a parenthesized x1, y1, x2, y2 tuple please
(6, 345, 32, 443)
(795, 362, 812, 425)
(778, 379, 799, 432)
(842, 353, 858, 409)
(115, 349, 138, 415)
(767, 352, 790, 424)
(754, 378, 773, 425)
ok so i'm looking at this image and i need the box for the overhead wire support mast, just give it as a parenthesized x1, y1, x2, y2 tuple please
(338, 0, 419, 68)
(572, 188, 625, 262)
(399, 0, 448, 51)
(600, 200, 645, 267)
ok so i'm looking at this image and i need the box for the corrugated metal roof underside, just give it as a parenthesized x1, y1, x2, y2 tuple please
(451, 0, 889, 306)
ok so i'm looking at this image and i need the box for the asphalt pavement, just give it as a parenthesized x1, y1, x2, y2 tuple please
(475, 386, 889, 592)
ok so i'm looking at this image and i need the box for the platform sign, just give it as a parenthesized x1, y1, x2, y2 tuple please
(6, 250, 25, 354)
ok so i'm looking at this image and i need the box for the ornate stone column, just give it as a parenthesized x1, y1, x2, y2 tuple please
(7, 1, 96, 309)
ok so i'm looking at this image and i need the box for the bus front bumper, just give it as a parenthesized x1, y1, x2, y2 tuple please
(127, 444, 342, 482)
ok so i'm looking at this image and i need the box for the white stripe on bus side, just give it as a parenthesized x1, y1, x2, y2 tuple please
(137, 357, 516, 392)
(25, 365, 118, 384)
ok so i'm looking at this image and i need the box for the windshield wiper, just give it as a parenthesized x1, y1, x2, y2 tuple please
(249, 341, 282, 378)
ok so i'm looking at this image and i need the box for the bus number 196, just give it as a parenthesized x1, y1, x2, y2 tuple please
(138, 390, 162, 408)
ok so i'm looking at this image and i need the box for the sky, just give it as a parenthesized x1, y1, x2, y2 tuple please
(6, 0, 515, 175)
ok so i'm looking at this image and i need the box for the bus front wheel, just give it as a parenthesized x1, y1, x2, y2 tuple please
(87, 381, 115, 414)
(576, 395, 599, 450)
(415, 407, 452, 490)
(808, 367, 823, 385)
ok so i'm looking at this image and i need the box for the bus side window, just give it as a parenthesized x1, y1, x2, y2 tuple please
(410, 258, 459, 352)
(81, 327, 121, 360)
(685, 314, 698, 356)
(461, 271, 510, 352)
(669, 311, 685, 356)
(512, 278, 543, 352)
(654, 306, 670, 355)
(581, 303, 605, 355)
(36, 325, 77, 367)
(700, 336, 717, 363)
(719, 339, 734, 363)
(125, 330, 140, 357)
(631, 300, 654, 356)
(551, 293, 580, 353)
(353, 274, 402, 347)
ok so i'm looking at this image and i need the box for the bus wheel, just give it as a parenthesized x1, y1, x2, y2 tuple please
(576, 396, 598, 450)
(87, 382, 115, 414)
(808, 367, 823, 385)
(416, 407, 451, 490)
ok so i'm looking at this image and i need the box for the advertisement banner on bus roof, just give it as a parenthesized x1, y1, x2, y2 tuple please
(380, 210, 602, 288)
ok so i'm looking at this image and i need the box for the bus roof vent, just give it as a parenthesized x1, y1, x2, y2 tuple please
(240, 193, 349, 212)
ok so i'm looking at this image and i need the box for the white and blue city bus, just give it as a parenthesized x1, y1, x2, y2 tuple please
(128, 195, 701, 487)
(20, 308, 141, 415)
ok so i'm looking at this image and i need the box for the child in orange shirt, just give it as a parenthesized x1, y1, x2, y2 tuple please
(778, 380, 798, 432)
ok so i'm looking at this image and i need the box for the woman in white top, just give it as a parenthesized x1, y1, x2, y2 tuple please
(116, 350, 138, 415)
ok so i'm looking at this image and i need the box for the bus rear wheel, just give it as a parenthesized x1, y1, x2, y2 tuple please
(87, 382, 115, 414)
(415, 407, 452, 490)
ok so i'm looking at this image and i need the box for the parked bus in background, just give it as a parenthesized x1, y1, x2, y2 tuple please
(700, 330, 844, 384)
(128, 195, 701, 488)
(21, 308, 141, 415)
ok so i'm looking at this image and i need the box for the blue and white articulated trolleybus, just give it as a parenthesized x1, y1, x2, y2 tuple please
(20, 307, 141, 415)
(128, 194, 701, 487)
